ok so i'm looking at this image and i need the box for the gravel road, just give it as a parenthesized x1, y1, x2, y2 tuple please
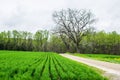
(60, 54, 120, 80)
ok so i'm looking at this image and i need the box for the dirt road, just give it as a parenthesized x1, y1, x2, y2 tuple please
(60, 54, 120, 80)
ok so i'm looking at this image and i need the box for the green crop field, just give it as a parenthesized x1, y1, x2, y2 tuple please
(0, 51, 107, 80)
(74, 53, 120, 64)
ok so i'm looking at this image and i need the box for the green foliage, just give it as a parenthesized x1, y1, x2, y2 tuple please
(0, 30, 49, 52)
(34, 30, 49, 51)
(80, 31, 120, 54)
(74, 53, 120, 64)
(48, 35, 66, 52)
(0, 51, 107, 80)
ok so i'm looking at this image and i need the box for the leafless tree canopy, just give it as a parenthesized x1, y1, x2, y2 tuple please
(53, 8, 95, 52)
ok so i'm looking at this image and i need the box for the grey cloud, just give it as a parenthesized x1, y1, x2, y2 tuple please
(0, 0, 120, 33)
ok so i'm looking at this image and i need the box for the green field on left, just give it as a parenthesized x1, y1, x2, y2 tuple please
(0, 51, 107, 80)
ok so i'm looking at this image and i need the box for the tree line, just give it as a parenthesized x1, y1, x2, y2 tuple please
(80, 31, 120, 55)
(0, 30, 120, 55)
(0, 30, 49, 51)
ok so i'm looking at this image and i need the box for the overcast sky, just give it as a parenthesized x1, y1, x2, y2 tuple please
(0, 0, 120, 33)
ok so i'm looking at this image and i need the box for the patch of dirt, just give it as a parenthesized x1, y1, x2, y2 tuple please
(104, 72, 120, 80)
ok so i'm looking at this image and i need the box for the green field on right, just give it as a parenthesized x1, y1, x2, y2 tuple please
(74, 53, 120, 64)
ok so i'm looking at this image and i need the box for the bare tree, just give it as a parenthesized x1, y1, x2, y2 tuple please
(53, 8, 95, 53)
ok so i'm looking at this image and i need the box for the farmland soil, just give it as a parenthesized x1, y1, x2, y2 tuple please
(60, 54, 120, 80)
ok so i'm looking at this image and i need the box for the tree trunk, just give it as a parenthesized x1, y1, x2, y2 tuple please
(76, 47, 80, 53)
(76, 43, 80, 53)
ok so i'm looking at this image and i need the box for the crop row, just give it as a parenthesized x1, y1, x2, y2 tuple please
(0, 51, 107, 80)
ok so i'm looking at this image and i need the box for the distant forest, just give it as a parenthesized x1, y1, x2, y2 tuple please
(0, 30, 120, 55)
